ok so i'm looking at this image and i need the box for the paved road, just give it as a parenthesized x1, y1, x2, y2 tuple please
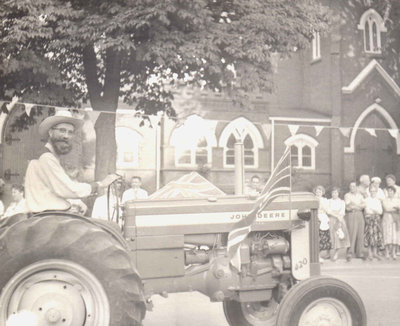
(144, 259, 400, 326)
(322, 258, 400, 326)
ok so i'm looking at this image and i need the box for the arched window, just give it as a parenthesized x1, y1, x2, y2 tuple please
(243, 134, 255, 166)
(219, 117, 264, 168)
(284, 134, 318, 170)
(170, 115, 217, 167)
(358, 9, 387, 54)
(116, 127, 142, 168)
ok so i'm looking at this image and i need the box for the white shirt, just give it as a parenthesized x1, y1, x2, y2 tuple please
(91, 193, 122, 222)
(25, 143, 93, 213)
(327, 198, 346, 221)
(0, 200, 4, 217)
(122, 188, 148, 204)
(3, 199, 27, 218)
(317, 196, 330, 231)
(364, 197, 383, 215)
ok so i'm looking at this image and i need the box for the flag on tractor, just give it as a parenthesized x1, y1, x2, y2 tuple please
(149, 172, 225, 199)
(227, 147, 292, 271)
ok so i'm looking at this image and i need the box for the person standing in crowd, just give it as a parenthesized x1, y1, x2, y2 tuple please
(313, 185, 331, 261)
(384, 174, 400, 198)
(381, 186, 400, 260)
(371, 177, 385, 201)
(344, 182, 366, 261)
(358, 174, 370, 198)
(245, 175, 262, 196)
(92, 179, 124, 223)
(122, 176, 148, 204)
(327, 187, 350, 261)
(24, 110, 118, 213)
(364, 185, 384, 260)
(2, 184, 27, 218)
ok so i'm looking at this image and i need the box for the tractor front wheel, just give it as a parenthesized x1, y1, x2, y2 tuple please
(0, 214, 146, 326)
(275, 275, 366, 326)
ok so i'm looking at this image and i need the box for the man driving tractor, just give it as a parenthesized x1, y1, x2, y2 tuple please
(24, 110, 118, 213)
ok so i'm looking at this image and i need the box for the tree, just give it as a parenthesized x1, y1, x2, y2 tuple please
(0, 0, 329, 179)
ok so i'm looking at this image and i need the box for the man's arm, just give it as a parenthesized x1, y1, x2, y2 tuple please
(39, 153, 93, 198)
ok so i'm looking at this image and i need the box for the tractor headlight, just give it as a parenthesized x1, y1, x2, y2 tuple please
(297, 209, 311, 221)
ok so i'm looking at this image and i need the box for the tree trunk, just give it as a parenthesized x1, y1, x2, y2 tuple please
(94, 112, 116, 179)
(83, 45, 122, 180)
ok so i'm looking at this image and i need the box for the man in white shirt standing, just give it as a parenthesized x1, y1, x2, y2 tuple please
(358, 174, 371, 198)
(122, 176, 148, 204)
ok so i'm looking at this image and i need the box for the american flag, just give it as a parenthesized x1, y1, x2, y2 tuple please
(227, 147, 292, 271)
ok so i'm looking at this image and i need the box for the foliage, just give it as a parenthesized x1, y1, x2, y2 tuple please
(0, 0, 330, 112)
(0, 0, 330, 177)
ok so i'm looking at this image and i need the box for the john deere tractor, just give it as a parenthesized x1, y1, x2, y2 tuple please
(0, 189, 366, 326)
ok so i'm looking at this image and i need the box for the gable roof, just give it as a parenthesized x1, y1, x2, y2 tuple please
(342, 59, 400, 97)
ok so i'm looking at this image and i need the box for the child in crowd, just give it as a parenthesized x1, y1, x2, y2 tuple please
(313, 185, 331, 261)
(327, 187, 350, 261)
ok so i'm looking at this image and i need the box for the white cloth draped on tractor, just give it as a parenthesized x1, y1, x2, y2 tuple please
(149, 172, 226, 199)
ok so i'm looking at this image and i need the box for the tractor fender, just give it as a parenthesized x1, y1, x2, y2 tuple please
(33, 211, 129, 249)
(0, 211, 128, 250)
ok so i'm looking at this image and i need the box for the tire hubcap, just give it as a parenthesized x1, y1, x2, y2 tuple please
(241, 299, 277, 325)
(0, 260, 110, 326)
(298, 298, 352, 326)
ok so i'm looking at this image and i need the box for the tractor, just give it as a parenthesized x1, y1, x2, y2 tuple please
(0, 188, 366, 325)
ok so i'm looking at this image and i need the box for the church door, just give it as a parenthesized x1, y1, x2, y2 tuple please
(354, 112, 397, 182)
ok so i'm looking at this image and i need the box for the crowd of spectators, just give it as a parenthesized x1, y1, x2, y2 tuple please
(314, 174, 400, 262)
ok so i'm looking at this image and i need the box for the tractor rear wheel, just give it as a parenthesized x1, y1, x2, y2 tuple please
(223, 298, 278, 326)
(0, 214, 146, 326)
(275, 275, 366, 326)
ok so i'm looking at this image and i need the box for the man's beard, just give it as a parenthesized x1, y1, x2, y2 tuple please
(50, 138, 72, 155)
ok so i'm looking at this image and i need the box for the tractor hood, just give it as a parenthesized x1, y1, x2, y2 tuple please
(123, 192, 318, 236)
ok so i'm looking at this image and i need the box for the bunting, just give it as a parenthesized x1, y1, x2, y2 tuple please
(288, 124, 299, 136)
(5, 96, 19, 113)
(365, 128, 377, 137)
(314, 125, 324, 137)
(25, 104, 34, 117)
(339, 127, 351, 137)
(262, 123, 272, 140)
(388, 129, 399, 139)
(3, 99, 400, 141)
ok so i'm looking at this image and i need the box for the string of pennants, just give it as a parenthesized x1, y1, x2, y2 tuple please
(1, 98, 399, 140)
(261, 122, 399, 141)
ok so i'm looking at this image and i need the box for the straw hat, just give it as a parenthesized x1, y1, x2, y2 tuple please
(38, 110, 83, 137)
